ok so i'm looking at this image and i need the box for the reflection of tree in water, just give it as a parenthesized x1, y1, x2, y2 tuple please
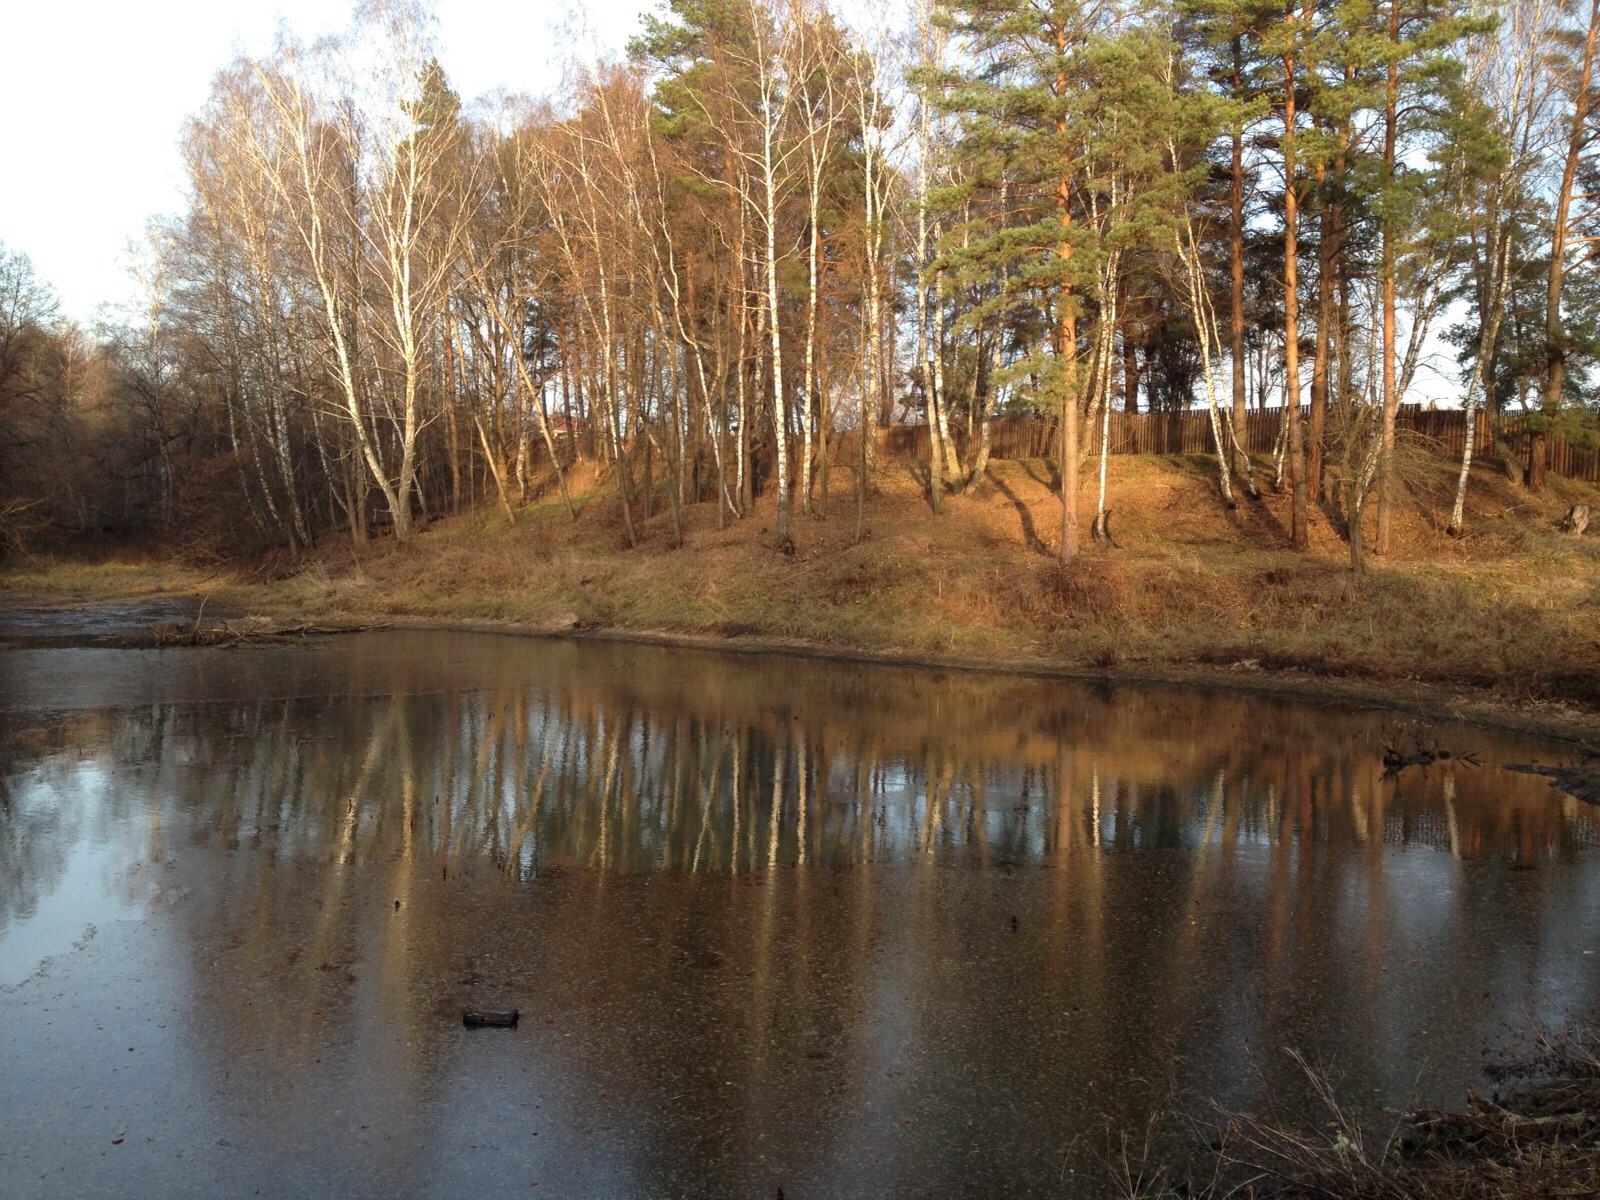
(129, 666, 1600, 878)
(138, 665, 1600, 1080)
(0, 763, 77, 932)
(12, 636, 1597, 884)
(0, 714, 149, 935)
(7, 643, 1600, 1193)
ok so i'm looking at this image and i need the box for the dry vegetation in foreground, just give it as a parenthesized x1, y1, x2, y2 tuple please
(4, 451, 1598, 712)
(1105, 1019, 1600, 1199)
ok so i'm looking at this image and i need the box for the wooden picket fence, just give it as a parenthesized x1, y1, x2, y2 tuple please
(863, 405, 1600, 483)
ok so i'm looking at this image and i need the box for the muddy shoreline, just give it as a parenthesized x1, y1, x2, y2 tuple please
(6, 587, 1598, 750)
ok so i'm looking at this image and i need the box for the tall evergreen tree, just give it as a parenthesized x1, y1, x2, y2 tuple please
(934, 0, 1115, 562)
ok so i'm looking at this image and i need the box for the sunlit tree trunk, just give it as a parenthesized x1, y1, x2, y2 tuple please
(1055, 41, 1080, 564)
(1374, 0, 1401, 553)
(1279, 4, 1310, 551)
(1532, 0, 1600, 492)
(1228, 36, 1252, 486)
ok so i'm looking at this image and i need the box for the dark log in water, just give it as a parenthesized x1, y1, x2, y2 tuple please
(462, 1008, 519, 1028)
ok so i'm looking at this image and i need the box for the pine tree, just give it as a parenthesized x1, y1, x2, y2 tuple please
(1178, 0, 1274, 488)
(1370, 0, 1486, 549)
(934, 0, 1115, 563)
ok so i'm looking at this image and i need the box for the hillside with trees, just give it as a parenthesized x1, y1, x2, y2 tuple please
(2, 0, 1597, 707)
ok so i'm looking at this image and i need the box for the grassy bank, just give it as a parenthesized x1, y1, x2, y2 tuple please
(5, 452, 1598, 730)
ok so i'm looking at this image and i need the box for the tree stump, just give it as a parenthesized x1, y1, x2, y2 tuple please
(1561, 504, 1590, 536)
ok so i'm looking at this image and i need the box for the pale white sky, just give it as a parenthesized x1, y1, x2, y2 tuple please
(1, 0, 653, 322)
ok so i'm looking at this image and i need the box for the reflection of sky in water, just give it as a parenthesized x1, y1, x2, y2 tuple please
(2, 632, 1599, 1196)
(0, 761, 148, 987)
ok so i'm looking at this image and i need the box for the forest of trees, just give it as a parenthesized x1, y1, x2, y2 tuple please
(2, 0, 1598, 565)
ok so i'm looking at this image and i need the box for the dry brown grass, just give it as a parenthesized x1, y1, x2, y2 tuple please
(1084, 1018, 1600, 1199)
(0, 556, 218, 601)
(1120, 1021, 1600, 1200)
(6, 451, 1598, 710)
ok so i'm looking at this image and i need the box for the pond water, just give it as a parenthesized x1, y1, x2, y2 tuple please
(1, 627, 1597, 1197)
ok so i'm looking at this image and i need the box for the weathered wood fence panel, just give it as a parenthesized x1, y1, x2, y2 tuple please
(853, 406, 1598, 483)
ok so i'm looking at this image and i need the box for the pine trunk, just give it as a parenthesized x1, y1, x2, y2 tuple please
(1534, 0, 1600, 493)
(1375, 0, 1400, 554)
(1282, 22, 1309, 552)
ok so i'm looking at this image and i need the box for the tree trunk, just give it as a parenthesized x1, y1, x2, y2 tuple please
(916, 162, 942, 513)
(1534, 0, 1600, 493)
(1059, 302, 1080, 563)
(444, 316, 462, 515)
(800, 218, 819, 518)
(1449, 229, 1510, 535)
(932, 268, 960, 489)
(474, 415, 516, 524)
(1281, 20, 1309, 552)
(1055, 45, 1080, 565)
(1124, 335, 1140, 414)
(1374, 0, 1401, 553)
(1310, 151, 1333, 501)
(967, 324, 995, 486)
(1229, 38, 1251, 482)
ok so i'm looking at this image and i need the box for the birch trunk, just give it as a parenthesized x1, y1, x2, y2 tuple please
(1447, 241, 1508, 534)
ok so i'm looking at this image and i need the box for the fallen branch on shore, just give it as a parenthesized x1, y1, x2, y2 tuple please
(121, 618, 387, 648)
